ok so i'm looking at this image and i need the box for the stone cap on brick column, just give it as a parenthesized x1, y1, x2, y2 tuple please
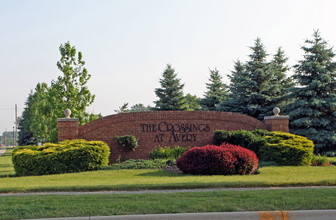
(264, 115, 289, 120)
(264, 107, 289, 132)
(264, 107, 289, 120)
(57, 109, 79, 122)
(57, 118, 79, 122)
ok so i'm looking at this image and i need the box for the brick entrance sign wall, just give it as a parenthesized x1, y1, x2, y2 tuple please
(58, 111, 289, 163)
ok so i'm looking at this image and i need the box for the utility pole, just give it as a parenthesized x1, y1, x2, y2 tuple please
(13, 126, 15, 147)
(15, 104, 18, 147)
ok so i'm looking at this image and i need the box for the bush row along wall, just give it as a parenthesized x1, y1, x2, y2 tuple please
(58, 111, 288, 163)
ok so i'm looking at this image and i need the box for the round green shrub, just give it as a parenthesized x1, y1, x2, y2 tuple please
(12, 139, 110, 176)
(114, 135, 139, 151)
(260, 132, 314, 166)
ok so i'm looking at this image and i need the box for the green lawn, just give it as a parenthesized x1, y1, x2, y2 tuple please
(1, 188, 336, 220)
(1, 148, 336, 219)
(0, 149, 14, 176)
(329, 157, 336, 165)
(1, 158, 336, 193)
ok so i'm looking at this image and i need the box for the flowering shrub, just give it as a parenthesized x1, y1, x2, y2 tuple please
(176, 143, 258, 175)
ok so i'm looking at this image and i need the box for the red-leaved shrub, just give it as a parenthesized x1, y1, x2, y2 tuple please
(176, 143, 259, 175)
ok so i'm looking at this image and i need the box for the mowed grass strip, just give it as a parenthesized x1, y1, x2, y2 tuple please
(1, 149, 336, 192)
(0, 165, 336, 193)
(0, 149, 15, 176)
(1, 188, 336, 220)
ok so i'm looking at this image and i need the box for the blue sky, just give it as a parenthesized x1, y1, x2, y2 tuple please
(1, 0, 336, 134)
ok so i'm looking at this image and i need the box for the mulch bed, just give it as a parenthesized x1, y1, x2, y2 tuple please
(163, 165, 183, 174)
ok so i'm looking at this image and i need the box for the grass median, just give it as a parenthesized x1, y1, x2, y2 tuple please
(1, 188, 336, 220)
(0, 152, 336, 192)
(0, 149, 14, 177)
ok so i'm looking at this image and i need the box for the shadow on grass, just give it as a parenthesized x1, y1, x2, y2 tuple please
(0, 164, 13, 168)
(0, 173, 17, 178)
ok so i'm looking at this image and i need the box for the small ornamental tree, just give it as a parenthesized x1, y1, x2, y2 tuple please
(154, 64, 187, 110)
(51, 41, 97, 126)
(18, 42, 100, 143)
(286, 31, 336, 152)
(200, 68, 227, 111)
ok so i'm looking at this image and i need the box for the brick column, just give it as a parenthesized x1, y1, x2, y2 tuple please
(57, 118, 79, 141)
(264, 107, 289, 132)
(57, 109, 78, 141)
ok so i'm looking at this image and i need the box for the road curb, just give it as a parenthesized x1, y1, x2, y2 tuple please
(27, 210, 336, 220)
(2, 185, 336, 197)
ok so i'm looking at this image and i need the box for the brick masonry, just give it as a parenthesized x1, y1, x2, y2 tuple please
(57, 111, 289, 163)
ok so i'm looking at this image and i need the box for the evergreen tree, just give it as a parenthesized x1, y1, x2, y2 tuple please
(268, 48, 294, 108)
(217, 60, 249, 113)
(154, 64, 186, 110)
(244, 38, 273, 119)
(218, 38, 292, 120)
(286, 31, 336, 152)
(17, 93, 38, 146)
(200, 68, 227, 110)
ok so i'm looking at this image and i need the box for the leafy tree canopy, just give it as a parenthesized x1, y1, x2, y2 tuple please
(18, 42, 99, 144)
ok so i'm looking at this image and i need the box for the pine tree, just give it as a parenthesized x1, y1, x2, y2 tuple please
(244, 38, 273, 119)
(218, 39, 292, 120)
(154, 64, 186, 110)
(217, 60, 249, 113)
(17, 92, 38, 146)
(286, 31, 336, 152)
(200, 68, 227, 111)
(268, 48, 294, 108)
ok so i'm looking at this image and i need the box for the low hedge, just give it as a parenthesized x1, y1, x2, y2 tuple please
(12, 139, 110, 176)
(260, 132, 314, 166)
(176, 143, 258, 175)
(213, 129, 269, 156)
